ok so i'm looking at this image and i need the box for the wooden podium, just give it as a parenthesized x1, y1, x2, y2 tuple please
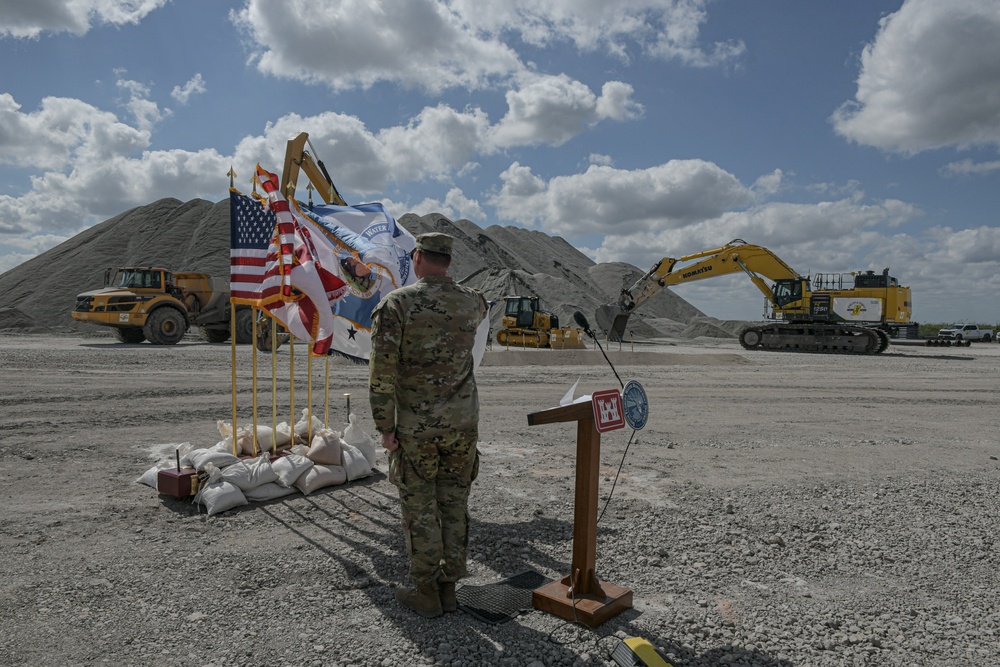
(527, 399, 633, 627)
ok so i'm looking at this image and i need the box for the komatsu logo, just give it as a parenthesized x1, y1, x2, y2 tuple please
(682, 266, 713, 279)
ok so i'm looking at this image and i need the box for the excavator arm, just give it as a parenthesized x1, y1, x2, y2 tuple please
(596, 239, 802, 341)
(280, 132, 348, 206)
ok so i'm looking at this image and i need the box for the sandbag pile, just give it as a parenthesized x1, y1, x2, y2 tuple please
(136, 410, 378, 515)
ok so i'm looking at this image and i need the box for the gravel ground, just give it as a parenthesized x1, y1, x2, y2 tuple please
(0, 334, 998, 666)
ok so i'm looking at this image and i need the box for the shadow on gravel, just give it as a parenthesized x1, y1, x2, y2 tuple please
(548, 614, 795, 667)
(244, 486, 793, 667)
(885, 352, 975, 360)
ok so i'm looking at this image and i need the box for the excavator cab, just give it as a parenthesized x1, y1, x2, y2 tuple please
(772, 278, 804, 308)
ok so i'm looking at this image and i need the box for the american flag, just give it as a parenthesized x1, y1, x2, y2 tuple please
(229, 189, 276, 305)
(255, 166, 348, 356)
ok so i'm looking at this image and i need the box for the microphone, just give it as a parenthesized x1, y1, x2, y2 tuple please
(574, 310, 623, 389)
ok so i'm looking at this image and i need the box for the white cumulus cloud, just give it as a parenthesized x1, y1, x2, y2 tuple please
(490, 159, 754, 236)
(490, 75, 643, 148)
(171, 73, 206, 104)
(0, 0, 168, 38)
(832, 0, 1000, 154)
(231, 0, 741, 94)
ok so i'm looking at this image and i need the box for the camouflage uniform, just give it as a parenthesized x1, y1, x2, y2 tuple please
(369, 264, 488, 588)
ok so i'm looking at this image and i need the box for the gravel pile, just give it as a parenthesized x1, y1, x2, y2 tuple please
(1, 336, 998, 666)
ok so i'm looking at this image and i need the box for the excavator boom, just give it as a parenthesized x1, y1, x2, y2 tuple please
(597, 239, 798, 339)
(595, 238, 911, 355)
(281, 132, 348, 206)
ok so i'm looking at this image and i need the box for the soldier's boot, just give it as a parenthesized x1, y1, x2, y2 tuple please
(395, 582, 443, 618)
(439, 582, 458, 613)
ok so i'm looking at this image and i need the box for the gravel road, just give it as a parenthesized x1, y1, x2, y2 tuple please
(1, 334, 997, 666)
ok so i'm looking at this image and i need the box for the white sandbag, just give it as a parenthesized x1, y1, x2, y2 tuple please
(135, 459, 173, 488)
(294, 464, 348, 495)
(341, 442, 372, 481)
(208, 437, 237, 454)
(289, 444, 310, 456)
(293, 408, 325, 444)
(250, 424, 291, 453)
(195, 480, 248, 516)
(244, 482, 298, 502)
(306, 429, 344, 465)
(177, 442, 197, 467)
(271, 453, 314, 487)
(343, 413, 377, 468)
(186, 447, 240, 472)
(220, 455, 278, 491)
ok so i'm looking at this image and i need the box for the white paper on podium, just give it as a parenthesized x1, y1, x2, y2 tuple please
(559, 378, 591, 407)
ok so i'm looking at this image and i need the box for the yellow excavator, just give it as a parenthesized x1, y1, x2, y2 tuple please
(596, 239, 914, 355)
(496, 296, 587, 349)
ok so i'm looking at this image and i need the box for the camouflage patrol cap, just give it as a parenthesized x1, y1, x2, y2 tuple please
(414, 232, 453, 256)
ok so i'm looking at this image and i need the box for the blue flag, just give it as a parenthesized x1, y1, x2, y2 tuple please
(299, 202, 417, 361)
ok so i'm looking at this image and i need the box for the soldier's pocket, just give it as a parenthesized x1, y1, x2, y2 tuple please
(470, 450, 480, 482)
(388, 449, 404, 488)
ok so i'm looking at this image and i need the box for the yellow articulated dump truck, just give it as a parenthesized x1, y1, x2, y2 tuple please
(72, 266, 254, 345)
(495, 296, 587, 349)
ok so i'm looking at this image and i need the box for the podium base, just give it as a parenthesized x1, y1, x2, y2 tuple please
(532, 576, 632, 627)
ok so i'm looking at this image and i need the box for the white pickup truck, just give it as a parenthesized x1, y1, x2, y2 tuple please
(937, 324, 993, 342)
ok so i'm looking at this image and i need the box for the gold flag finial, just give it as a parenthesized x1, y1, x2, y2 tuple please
(227, 166, 237, 189)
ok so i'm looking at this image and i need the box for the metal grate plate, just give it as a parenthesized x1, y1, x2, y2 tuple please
(456, 569, 552, 624)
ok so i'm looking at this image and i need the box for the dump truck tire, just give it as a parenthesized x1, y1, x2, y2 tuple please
(235, 309, 254, 345)
(144, 308, 186, 345)
(202, 328, 231, 344)
(113, 327, 146, 344)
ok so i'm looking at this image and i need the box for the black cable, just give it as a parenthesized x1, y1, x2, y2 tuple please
(597, 429, 636, 525)
(591, 333, 625, 389)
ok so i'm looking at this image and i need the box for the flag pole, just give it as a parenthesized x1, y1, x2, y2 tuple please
(230, 303, 238, 456)
(307, 341, 314, 446)
(252, 309, 260, 456)
(289, 336, 295, 445)
(324, 355, 331, 428)
(271, 317, 278, 455)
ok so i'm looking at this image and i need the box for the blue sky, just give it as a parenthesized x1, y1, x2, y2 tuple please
(1, 0, 999, 324)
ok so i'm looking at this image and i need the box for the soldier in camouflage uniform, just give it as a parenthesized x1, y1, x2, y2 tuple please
(369, 232, 489, 618)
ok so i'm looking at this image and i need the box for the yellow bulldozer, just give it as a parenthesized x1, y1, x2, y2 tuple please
(495, 296, 587, 349)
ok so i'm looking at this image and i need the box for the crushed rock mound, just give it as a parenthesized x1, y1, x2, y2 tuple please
(0, 201, 737, 338)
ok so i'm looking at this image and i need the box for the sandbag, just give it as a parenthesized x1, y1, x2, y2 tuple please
(220, 455, 278, 491)
(341, 442, 372, 481)
(294, 464, 348, 495)
(306, 429, 344, 465)
(271, 453, 315, 487)
(186, 448, 240, 472)
(136, 459, 173, 488)
(293, 408, 325, 444)
(195, 481, 247, 516)
(343, 413, 377, 468)
(244, 482, 298, 502)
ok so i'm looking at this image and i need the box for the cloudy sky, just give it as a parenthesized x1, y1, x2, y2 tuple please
(1, 0, 999, 323)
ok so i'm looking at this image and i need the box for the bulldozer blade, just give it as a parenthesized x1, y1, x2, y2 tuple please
(595, 304, 630, 342)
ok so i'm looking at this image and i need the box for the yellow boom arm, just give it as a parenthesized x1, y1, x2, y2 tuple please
(280, 132, 348, 206)
(619, 239, 801, 312)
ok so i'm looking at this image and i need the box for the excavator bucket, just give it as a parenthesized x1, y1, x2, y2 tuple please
(595, 304, 630, 342)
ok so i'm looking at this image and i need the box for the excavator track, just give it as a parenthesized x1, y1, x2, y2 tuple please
(738, 323, 886, 355)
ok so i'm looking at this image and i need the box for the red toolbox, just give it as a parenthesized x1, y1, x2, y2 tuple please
(156, 467, 200, 498)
